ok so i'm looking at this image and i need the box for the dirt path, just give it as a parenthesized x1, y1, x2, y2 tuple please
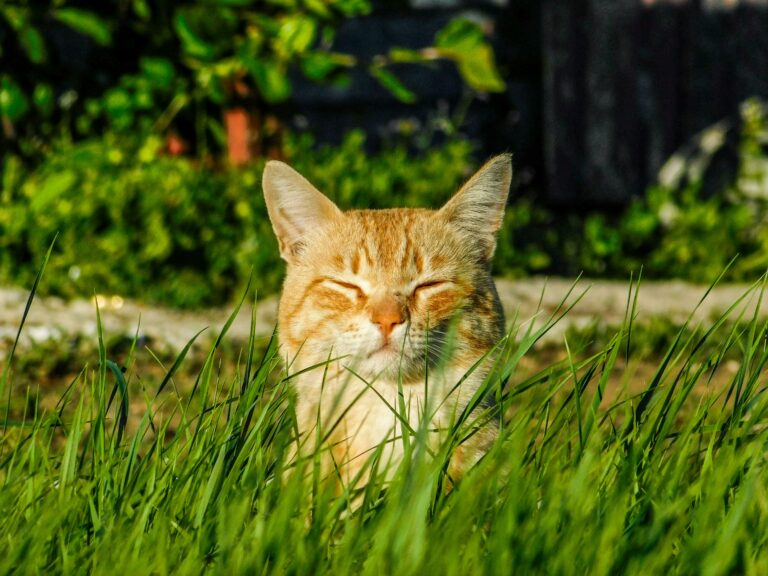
(1, 278, 764, 356)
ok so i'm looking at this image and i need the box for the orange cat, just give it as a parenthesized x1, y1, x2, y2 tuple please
(262, 154, 511, 488)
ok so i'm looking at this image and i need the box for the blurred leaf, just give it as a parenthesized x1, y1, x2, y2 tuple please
(1, 7, 46, 63)
(454, 44, 505, 93)
(53, 8, 112, 46)
(33, 84, 54, 116)
(277, 15, 317, 56)
(132, 0, 150, 20)
(174, 12, 217, 60)
(304, 0, 332, 18)
(301, 51, 355, 80)
(321, 25, 336, 45)
(0, 77, 28, 120)
(140, 58, 175, 90)
(20, 26, 46, 64)
(333, 0, 371, 17)
(369, 66, 416, 104)
(435, 18, 505, 93)
(104, 88, 133, 123)
(246, 60, 292, 102)
(435, 18, 485, 52)
(388, 47, 424, 64)
(330, 72, 351, 89)
(207, 117, 227, 147)
(32, 170, 77, 212)
(2, 6, 26, 33)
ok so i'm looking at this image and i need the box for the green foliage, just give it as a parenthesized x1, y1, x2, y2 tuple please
(77, 58, 188, 137)
(5, 99, 768, 310)
(4, 279, 768, 572)
(0, 76, 28, 121)
(433, 18, 505, 93)
(557, 98, 768, 282)
(0, 3, 111, 122)
(1, 1, 505, 158)
(169, 0, 371, 105)
(0, 136, 247, 308)
(52, 8, 112, 46)
(0, 131, 476, 307)
(614, 99, 768, 281)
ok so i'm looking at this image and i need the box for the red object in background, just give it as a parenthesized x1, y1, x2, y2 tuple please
(166, 133, 188, 156)
(225, 108, 255, 166)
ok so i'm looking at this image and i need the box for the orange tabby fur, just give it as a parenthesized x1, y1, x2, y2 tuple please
(262, 154, 512, 488)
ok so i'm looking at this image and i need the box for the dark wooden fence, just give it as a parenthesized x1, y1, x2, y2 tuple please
(542, 0, 768, 207)
(296, 0, 768, 208)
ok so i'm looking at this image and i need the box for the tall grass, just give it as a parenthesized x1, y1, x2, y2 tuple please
(3, 272, 768, 574)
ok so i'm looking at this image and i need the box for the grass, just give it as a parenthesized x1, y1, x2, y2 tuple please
(3, 269, 768, 575)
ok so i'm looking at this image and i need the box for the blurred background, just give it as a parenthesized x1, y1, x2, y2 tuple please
(1, 0, 768, 310)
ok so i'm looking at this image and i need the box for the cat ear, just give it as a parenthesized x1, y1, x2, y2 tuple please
(262, 161, 342, 263)
(439, 154, 512, 260)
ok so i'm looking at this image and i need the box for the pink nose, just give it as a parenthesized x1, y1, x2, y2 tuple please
(372, 310, 405, 338)
(370, 298, 406, 338)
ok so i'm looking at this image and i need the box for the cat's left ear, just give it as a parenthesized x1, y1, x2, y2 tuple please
(262, 161, 342, 264)
(439, 154, 512, 260)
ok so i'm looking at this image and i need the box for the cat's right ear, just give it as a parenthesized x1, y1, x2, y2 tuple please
(262, 161, 341, 264)
(438, 154, 512, 260)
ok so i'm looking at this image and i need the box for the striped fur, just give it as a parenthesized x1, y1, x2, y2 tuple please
(263, 155, 512, 487)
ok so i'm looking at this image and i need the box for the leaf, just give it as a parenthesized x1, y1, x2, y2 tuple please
(246, 59, 292, 103)
(31, 170, 77, 212)
(435, 18, 485, 52)
(304, 0, 332, 18)
(104, 88, 132, 116)
(435, 18, 505, 93)
(455, 44, 505, 93)
(2, 6, 26, 32)
(173, 12, 217, 61)
(33, 83, 54, 115)
(53, 8, 112, 46)
(140, 57, 175, 90)
(20, 26, 46, 64)
(132, 0, 151, 20)
(334, 0, 371, 17)
(301, 51, 355, 81)
(0, 76, 28, 120)
(369, 66, 416, 104)
(388, 47, 424, 64)
(277, 15, 317, 56)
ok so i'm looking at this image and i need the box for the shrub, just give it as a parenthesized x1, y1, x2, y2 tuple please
(0, 131, 482, 307)
(1, 136, 244, 308)
(4, 99, 767, 310)
(607, 98, 768, 282)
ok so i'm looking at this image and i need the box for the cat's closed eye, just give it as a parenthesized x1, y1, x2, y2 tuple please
(414, 280, 450, 296)
(322, 278, 365, 299)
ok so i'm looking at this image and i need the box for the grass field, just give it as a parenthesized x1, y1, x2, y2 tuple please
(3, 266, 768, 574)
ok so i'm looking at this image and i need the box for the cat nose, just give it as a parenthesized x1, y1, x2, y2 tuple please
(370, 298, 406, 338)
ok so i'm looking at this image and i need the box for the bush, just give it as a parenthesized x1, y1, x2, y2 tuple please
(4, 99, 767, 310)
(565, 98, 768, 282)
(0, 131, 483, 307)
(1, 136, 244, 308)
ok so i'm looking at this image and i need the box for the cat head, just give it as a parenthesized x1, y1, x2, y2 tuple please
(262, 155, 512, 382)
